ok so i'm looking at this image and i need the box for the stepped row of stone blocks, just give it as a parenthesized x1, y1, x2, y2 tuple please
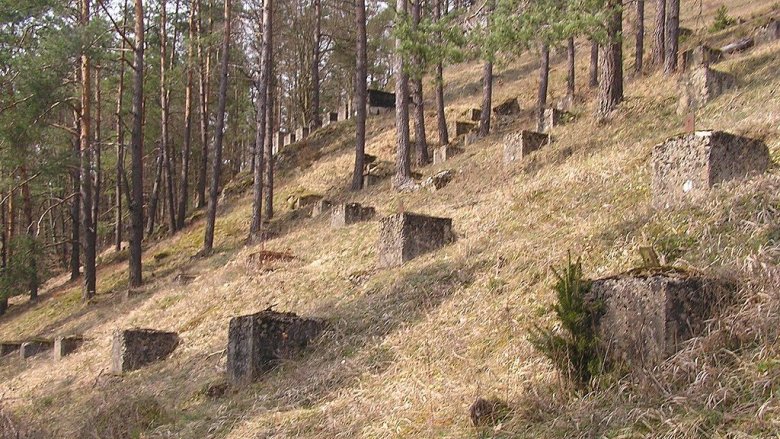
(1, 335, 85, 360)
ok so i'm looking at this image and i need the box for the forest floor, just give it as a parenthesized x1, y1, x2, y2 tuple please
(2, 1, 780, 437)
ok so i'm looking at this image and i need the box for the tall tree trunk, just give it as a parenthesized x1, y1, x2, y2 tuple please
(250, 0, 272, 239)
(80, 0, 96, 301)
(177, 0, 196, 230)
(147, 146, 163, 234)
(196, 0, 211, 209)
(0, 194, 7, 315)
(159, 0, 177, 235)
(19, 167, 38, 300)
(589, 39, 598, 87)
(70, 110, 81, 280)
(263, 81, 274, 220)
(663, 0, 679, 74)
(434, 0, 448, 146)
(351, 0, 367, 190)
(93, 66, 102, 233)
(537, 43, 550, 131)
(129, 0, 145, 288)
(652, 0, 665, 66)
(412, 0, 428, 166)
(636, 0, 645, 73)
(203, 0, 231, 254)
(566, 37, 575, 97)
(392, 0, 412, 189)
(115, 0, 128, 251)
(597, 0, 624, 119)
(478, 60, 492, 137)
(310, 0, 322, 129)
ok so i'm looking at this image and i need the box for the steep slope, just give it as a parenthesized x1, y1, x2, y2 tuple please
(1, 2, 780, 438)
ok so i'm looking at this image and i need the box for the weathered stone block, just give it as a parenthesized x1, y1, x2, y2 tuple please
(755, 19, 780, 45)
(466, 108, 481, 121)
(377, 212, 454, 267)
(283, 132, 297, 146)
(464, 132, 479, 146)
(311, 199, 333, 217)
(503, 130, 549, 163)
(367, 89, 395, 108)
(111, 329, 179, 373)
(588, 270, 731, 367)
(492, 97, 520, 115)
(322, 112, 338, 126)
(540, 108, 573, 133)
(54, 335, 85, 360)
(681, 45, 723, 71)
(227, 309, 324, 384)
(652, 131, 770, 204)
(331, 203, 375, 228)
(363, 174, 381, 187)
(677, 67, 736, 114)
(0, 342, 21, 356)
(448, 121, 476, 138)
(422, 170, 454, 192)
(295, 127, 309, 141)
(433, 145, 461, 165)
(20, 340, 53, 359)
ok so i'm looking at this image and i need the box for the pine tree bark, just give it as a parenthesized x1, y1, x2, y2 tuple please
(392, 0, 412, 189)
(652, 0, 665, 66)
(80, 0, 96, 301)
(19, 166, 38, 300)
(250, 0, 272, 238)
(147, 145, 163, 234)
(262, 24, 274, 221)
(159, 0, 177, 235)
(597, 0, 624, 119)
(310, 0, 322, 129)
(434, 0, 448, 146)
(70, 110, 81, 281)
(537, 43, 550, 131)
(129, 0, 145, 288)
(663, 0, 679, 74)
(177, 0, 196, 230)
(412, 0, 427, 166)
(115, 0, 128, 251)
(93, 66, 102, 235)
(351, 0, 367, 190)
(203, 0, 231, 254)
(635, 0, 645, 73)
(589, 39, 598, 88)
(196, 0, 211, 209)
(0, 194, 6, 314)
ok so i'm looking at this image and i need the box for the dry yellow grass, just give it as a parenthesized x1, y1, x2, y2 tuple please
(1, 2, 780, 437)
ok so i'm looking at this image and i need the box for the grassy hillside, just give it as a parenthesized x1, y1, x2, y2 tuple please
(2, 1, 780, 437)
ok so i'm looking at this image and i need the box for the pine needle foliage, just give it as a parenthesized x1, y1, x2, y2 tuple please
(529, 253, 603, 388)
(710, 5, 736, 32)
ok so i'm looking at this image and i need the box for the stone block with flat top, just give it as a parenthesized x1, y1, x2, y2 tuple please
(433, 145, 461, 165)
(681, 45, 723, 71)
(677, 67, 736, 115)
(331, 203, 375, 228)
(503, 130, 549, 163)
(449, 121, 476, 138)
(377, 212, 454, 267)
(54, 335, 85, 360)
(227, 309, 324, 384)
(0, 342, 21, 357)
(651, 130, 770, 205)
(20, 340, 53, 359)
(111, 329, 179, 373)
(492, 97, 520, 115)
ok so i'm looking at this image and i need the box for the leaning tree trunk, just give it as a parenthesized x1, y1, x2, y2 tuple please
(392, 0, 412, 189)
(537, 43, 550, 131)
(177, 0, 196, 230)
(589, 39, 598, 88)
(597, 0, 624, 119)
(412, 0, 428, 166)
(664, 0, 679, 74)
(636, 0, 645, 73)
(434, 0, 448, 146)
(250, 0, 272, 239)
(652, 0, 665, 66)
(80, 0, 96, 301)
(311, 0, 322, 129)
(351, 0, 367, 190)
(129, 0, 145, 288)
(203, 0, 231, 254)
(146, 147, 164, 234)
